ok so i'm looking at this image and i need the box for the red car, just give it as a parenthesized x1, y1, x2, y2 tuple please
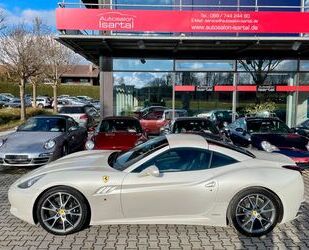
(85, 116, 148, 151)
(140, 109, 188, 135)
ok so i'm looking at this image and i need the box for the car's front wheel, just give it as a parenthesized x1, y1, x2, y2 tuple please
(36, 186, 90, 235)
(229, 187, 282, 237)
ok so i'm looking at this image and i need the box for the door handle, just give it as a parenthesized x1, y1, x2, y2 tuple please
(205, 181, 216, 188)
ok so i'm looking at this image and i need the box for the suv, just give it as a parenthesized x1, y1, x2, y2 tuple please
(59, 105, 100, 130)
(32, 96, 51, 108)
(140, 109, 187, 135)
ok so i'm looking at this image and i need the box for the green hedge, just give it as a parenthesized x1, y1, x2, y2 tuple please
(0, 108, 53, 125)
(0, 82, 100, 99)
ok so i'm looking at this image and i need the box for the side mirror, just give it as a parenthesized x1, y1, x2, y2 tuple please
(138, 165, 160, 177)
(68, 126, 79, 132)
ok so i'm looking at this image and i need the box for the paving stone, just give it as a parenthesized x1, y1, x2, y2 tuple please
(1, 167, 309, 249)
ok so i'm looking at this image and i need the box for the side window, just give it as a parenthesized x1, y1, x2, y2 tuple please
(132, 148, 211, 173)
(210, 151, 238, 169)
(67, 118, 77, 129)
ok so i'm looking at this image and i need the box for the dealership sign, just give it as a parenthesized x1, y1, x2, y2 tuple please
(56, 8, 309, 33)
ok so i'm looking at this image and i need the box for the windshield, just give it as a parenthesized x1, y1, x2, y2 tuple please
(99, 119, 142, 133)
(18, 117, 66, 132)
(214, 111, 232, 121)
(59, 106, 84, 114)
(173, 120, 219, 134)
(247, 120, 290, 133)
(111, 136, 168, 171)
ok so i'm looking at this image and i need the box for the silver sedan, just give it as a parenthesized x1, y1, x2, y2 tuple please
(0, 115, 88, 167)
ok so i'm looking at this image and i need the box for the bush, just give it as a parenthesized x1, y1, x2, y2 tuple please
(0, 82, 100, 99)
(0, 108, 52, 125)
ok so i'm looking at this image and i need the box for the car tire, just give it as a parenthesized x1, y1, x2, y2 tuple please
(36, 186, 90, 235)
(228, 187, 282, 237)
(38, 104, 44, 109)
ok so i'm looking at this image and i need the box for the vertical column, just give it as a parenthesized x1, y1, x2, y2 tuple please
(99, 56, 113, 118)
(286, 75, 297, 127)
(232, 61, 238, 122)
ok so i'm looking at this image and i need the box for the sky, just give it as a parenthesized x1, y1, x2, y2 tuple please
(0, 0, 58, 27)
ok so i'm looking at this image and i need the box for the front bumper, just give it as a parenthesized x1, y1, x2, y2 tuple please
(0, 152, 54, 167)
(8, 184, 37, 225)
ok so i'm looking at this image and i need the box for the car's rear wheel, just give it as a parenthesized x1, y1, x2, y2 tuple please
(38, 103, 44, 109)
(36, 186, 90, 235)
(229, 187, 282, 237)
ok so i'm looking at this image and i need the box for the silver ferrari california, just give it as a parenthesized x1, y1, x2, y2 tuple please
(0, 115, 88, 167)
(9, 134, 304, 237)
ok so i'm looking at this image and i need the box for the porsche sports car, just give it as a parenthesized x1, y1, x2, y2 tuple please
(160, 117, 231, 142)
(9, 134, 304, 237)
(225, 117, 309, 168)
(85, 116, 148, 151)
(0, 115, 88, 167)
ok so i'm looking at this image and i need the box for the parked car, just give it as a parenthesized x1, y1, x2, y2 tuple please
(140, 109, 187, 135)
(8, 134, 304, 237)
(0, 95, 11, 108)
(76, 96, 93, 103)
(86, 116, 148, 151)
(294, 119, 309, 138)
(134, 106, 167, 119)
(161, 117, 230, 142)
(0, 115, 87, 167)
(3, 98, 32, 108)
(32, 96, 52, 108)
(0, 93, 15, 100)
(58, 105, 100, 130)
(226, 117, 309, 167)
(197, 110, 238, 129)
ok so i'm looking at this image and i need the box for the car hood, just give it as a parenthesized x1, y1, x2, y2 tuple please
(251, 133, 308, 150)
(0, 131, 63, 153)
(23, 150, 118, 178)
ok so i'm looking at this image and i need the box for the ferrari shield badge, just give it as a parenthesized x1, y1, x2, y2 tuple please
(103, 176, 110, 183)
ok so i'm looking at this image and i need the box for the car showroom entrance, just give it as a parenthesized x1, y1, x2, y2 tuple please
(55, 0, 309, 127)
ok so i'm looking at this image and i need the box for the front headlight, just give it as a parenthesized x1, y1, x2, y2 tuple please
(306, 141, 309, 151)
(85, 140, 95, 150)
(18, 175, 45, 189)
(44, 140, 56, 150)
(261, 141, 279, 153)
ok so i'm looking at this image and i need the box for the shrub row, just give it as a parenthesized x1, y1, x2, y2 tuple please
(0, 108, 52, 125)
(0, 82, 100, 99)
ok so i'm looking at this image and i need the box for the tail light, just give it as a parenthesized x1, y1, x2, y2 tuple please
(282, 165, 304, 175)
(80, 114, 88, 120)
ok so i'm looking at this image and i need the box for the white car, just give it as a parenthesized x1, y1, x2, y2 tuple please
(8, 134, 304, 236)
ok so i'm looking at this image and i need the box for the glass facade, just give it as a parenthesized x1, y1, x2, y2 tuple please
(113, 59, 309, 127)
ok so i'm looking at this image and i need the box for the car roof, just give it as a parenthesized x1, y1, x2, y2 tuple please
(32, 115, 70, 120)
(174, 117, 210, 122)
(103, 116, 139, 121)
(166, 134, 208, 149)
(245, 116, 282, 122)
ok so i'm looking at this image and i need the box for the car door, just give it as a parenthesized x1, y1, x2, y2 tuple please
(67, 118, 82, 152)
(121, 148, 218, 219)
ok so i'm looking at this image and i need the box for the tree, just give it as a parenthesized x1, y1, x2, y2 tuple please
(238, 60, 281, 103)
(0, 9, 6, 31)
(44, 36, 80, 113)
(0, 23, 46, 121)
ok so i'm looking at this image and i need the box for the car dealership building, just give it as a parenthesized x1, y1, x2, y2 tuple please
(56, 0, 309, 127)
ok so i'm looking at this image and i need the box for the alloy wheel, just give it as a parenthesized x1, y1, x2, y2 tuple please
(40, 192, 82, 234)
(235, 193, 276, 234)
